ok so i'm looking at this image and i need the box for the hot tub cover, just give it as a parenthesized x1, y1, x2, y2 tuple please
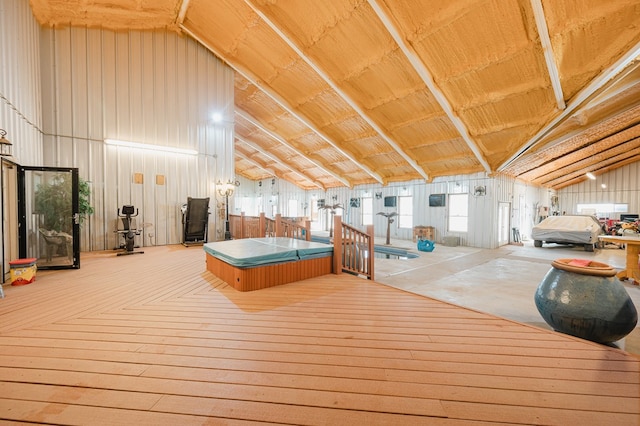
(203, 237, 332, 268)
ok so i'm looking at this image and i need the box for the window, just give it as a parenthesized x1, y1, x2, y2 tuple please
(288, 199, 298, 217)
(362, 196, 373, 225)
(448, 193, 468, 232)
(576, 203, 628, 215)
(398, 196, 413, 228)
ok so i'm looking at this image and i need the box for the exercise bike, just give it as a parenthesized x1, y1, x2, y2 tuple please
(115, 205, 144, 256)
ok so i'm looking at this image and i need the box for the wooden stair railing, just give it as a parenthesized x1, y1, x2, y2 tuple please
(228, 213, 311, 240)
(224, 213, 373, 279)
(333, 215, 374, 280)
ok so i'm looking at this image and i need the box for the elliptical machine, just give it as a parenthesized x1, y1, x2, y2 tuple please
(115, 205, 144, 256)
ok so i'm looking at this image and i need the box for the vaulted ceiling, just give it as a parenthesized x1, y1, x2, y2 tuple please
(30, 0, 640, 190)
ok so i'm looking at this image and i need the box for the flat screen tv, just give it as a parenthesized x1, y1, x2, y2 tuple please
(429, 194, 446, 207)
(620, 214, 639, 222)
(384, 196, 397, 207)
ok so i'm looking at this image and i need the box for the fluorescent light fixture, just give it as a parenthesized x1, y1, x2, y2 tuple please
(105, 139, 197, 155)
(585, 172, 596, 180)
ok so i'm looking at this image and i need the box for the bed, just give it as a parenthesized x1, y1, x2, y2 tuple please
(203, 237, 334, 291)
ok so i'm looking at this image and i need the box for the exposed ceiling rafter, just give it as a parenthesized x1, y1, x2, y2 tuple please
(504, 103, 640, 177)
(368, 0, 492, 175)
(499, 39, 640, 171)
(31, 1, 640, 191)
(235, 134, 326, 190)
(235, 150, 277, 177)
(243, 0, 429, 183)
(179, 25, 382, 187)
(530, 0, 565, 111)
(583, 63, 640, 109)
(176, 0, 191, 25)
(236, 109, 345, 187)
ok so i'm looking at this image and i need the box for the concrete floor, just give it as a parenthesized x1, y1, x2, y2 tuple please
(370, 237, 640, 356)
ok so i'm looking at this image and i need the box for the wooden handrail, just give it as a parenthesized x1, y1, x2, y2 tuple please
(333, 214, 374, 280)
(230, 212, 373, 280)
(229, 212, 310, 241)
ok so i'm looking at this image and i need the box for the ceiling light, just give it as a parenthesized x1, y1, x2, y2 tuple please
(211, 112, 223, 123)
(105, 139, 197, 155)
(585, 172, 596, 180)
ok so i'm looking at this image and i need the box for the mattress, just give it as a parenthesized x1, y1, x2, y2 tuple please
(203, 237, 333, 268)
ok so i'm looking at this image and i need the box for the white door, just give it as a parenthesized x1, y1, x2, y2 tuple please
(498, 202, 511, 246)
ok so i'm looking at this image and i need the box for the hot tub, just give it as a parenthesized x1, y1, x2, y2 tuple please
(203, 237, 333, 291)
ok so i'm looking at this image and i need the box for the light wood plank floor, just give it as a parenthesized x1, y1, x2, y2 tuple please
(0, 245, 638, 425)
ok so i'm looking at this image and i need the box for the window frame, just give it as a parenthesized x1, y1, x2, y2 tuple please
(397, 195, 413, 229)
(448, 193, 469, 233)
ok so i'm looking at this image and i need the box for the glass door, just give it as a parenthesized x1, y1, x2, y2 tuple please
(18, 167, 80, 269)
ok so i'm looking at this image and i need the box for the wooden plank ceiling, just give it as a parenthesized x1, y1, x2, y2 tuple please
(30, 0, 640, 190)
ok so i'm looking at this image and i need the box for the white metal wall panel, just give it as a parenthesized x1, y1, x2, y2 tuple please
(71, 29, 89, 141)
(252, 173, 561, 249)
(87, 31, 104, 142)
(37, 26, 234, 250)
(85, 139, 104, 251)
(558, 162, 640, 219)
(0, 0, 43, 279)
(0, 0, 43, 166)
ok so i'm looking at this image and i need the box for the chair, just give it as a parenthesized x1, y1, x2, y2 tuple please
(181, 197, 210, 246)
(39, 228, 73, 262)
(115, 205, 144, 256)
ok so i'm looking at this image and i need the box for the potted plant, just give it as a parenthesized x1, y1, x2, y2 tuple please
(34, 173, 94, 232)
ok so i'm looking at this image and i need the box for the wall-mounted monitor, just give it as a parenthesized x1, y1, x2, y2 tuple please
(429, 194, 446, 207)
(384, 196, 397, 207)
(620, 214, 638, 222)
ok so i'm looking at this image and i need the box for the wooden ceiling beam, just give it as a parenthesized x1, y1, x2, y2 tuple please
(235, 134, 325, 190)
(505, 102, 640, 177)
(552, 154, 640, 190)
(499, 39, 640, 171)
(519, 123, 640, 182)
(242, 0, 429, 183)
(540, 144, 640, 188)
(368, 0, 492, 175)
(176, 0, 191, 25)
(236, 109, 345, 188)
(235, 151, 276, 177)
(530, 0, 565, 110)
(179, 24, 379, 187)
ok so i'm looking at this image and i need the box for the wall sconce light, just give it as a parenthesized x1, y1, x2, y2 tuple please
(601, 183, 607, 189)
(585, 172, 596, 180)
(0, 129, 13, 157)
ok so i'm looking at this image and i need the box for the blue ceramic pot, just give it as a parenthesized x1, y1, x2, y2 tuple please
(534, 259, 638, 344)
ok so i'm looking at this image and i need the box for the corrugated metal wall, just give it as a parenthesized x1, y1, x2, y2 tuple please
(3, 0, 638, 253)
(557, 162, 640, 218)
(247, 172, 552, 249)
(0, 0, 44, 280)
(0, 0, 43, 164)
(39, 26, 235, 250)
